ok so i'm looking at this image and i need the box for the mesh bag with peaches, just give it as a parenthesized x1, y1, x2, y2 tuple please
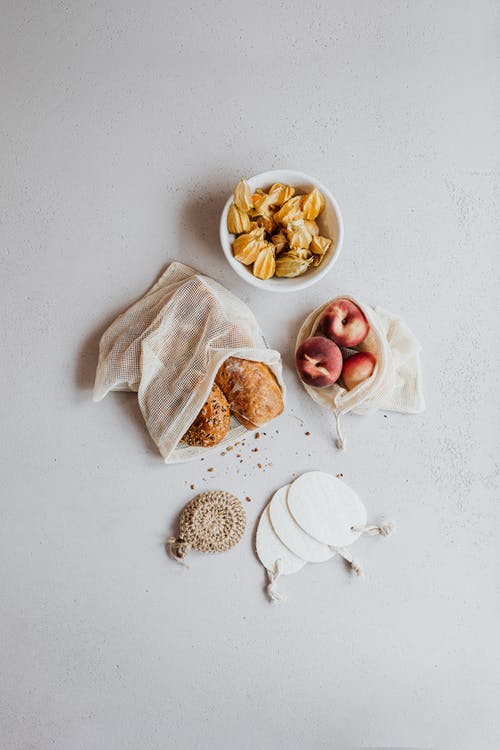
(94, 262, 285, 463)
(295, 296, 424, 448)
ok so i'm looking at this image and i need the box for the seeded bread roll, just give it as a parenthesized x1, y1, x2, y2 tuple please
(215, 357, 284, 429)
(182, 382, 231, 447)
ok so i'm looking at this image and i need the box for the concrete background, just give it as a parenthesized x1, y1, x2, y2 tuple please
(1, 1, 499, 748)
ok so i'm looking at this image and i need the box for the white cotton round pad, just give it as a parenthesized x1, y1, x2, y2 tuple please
(287, 471, 367, 547)
(256, 504, 305, 575)
(269, 484, 335, 563)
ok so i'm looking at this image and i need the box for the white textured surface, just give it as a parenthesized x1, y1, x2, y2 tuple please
(1, 2, 499, 749)
(287, 472, 367, 547)
(255, 504, 305, 576)
(269, 483, 335, 563)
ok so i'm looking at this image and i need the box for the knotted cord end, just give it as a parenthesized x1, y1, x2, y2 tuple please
(166, 536, 191, 567)
(266, 559, 286, 603)
(350, 559, 363, 577)
(333, 410, 345, 450)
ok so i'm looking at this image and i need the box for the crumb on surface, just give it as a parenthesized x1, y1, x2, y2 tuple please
(336, 472, 343, 478)
(190, 484, 195, 490)
(207, 467, 214, 472)
(226, 446, 233, 451)
(245, 496, 252, 503)
(255, 432, 260, 439)
(251, 447, 258, 452)
(305, 431, 311, 436)
(257, 463, 262, 469)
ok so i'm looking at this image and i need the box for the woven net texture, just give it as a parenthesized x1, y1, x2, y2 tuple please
(94, 262, 284, 463)
(179, 490, 246, 553)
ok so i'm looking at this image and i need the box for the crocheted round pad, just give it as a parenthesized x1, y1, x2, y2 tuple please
(179, 490, 246, 553)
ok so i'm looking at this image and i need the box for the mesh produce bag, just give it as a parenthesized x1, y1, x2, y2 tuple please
(295, 295, 424, 449)
(94, 262, 285, 463)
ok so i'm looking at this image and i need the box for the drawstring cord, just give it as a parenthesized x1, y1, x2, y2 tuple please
(352, 521, 395, 537)
(334, 409, 344, 450)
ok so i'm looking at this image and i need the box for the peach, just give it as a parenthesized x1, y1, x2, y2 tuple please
(296, 336, 342, 388)
(320, 299, 369, 347)
(341, 352, 376, 390)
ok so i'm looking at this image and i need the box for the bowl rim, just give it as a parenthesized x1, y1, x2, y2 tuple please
(219, 169, 344, 293)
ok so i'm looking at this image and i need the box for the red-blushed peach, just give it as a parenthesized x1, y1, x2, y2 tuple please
(295, 336, 343, 388)
(320, 299, 369, 347)
(341, 352, 377, 390)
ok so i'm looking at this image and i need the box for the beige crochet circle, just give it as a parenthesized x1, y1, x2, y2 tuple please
(179, 490, 246, 553)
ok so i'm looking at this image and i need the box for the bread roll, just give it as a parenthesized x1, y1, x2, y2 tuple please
(182, 382, 230, 447)
(215, 357, 283, 429)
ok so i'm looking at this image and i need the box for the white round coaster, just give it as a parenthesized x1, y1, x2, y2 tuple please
(269, 484, 335, 563)
(287, 471, 367, 547)
(256, 504, 305, 575)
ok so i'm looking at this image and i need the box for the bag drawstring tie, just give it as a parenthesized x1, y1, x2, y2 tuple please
(334, 409, 344, 450)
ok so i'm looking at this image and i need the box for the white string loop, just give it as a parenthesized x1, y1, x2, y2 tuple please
(334, 546, 364, 577)
(334, 410, 344, 450)
(352, 521, 395, 538)
(266, 559, 286, 603)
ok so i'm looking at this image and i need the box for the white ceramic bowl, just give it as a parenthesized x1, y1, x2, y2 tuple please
(219, 169, 344, 293)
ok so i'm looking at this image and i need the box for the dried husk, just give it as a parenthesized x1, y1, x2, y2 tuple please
(274, 195, 305, 225)
(304, 219, 320, 236)
(286, 219, 312, 250)
(234, 178, 253, 212)
(275, 251, 313, 278)
(227, 203, 250, 235)
(232, 227, 267, 265)
(253, 244, 276, 280)
(270, 230, 288, 254)
(255, 214, 277, 235)
(302, 188, 325, 220)
(267, 183, 295, 206)
(310, 235, 332, 256)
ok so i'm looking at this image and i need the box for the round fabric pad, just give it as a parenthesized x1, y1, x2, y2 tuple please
(287, 472, 367, 547)
(256, 504, 305, 575)
(179, 490, 246, 553)
(269, 485, 335, 563)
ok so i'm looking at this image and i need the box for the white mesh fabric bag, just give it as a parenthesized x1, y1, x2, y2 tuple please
(94, 262, 285, 463)
(296, 295, 424, 449)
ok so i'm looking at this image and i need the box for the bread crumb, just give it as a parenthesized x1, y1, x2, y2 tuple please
(336, 472, 343, 478)
(245, 496, 252, 503)
(305, 431, 311, 436)
(226, 446, 233, 451)
(207, 467, 214, 472)
(257, 463, 262, 469)
(190, 484, 195, 490)
(251, 447, 258, 453)
(255, 432, 260, 439)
